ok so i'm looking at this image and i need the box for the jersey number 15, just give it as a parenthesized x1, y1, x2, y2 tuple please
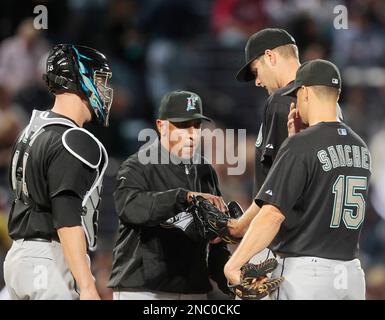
(330, 175, 367, 230)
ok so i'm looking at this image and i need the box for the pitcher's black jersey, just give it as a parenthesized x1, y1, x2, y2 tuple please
(255, 122, 371, 260)
(254, 82, 296, 195)
(254, 82, 344, 197)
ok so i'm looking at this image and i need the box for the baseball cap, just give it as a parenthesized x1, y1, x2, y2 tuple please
(236, 28, 296, 82)
(158, 90, 212, 122)
(282, 59, 342, 96)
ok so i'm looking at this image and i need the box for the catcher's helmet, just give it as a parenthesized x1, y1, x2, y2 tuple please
(43, 44, 113, 126)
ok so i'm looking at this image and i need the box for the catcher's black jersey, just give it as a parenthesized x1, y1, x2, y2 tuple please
(255, 122, 371, 260)
(254, 81, 296, 195)
(7, 111, 97, 240)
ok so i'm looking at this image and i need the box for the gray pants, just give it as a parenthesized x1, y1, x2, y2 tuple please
(271, 256, 366, 300)
(3, 239, 79, 300)
(113, 289, 208, 300)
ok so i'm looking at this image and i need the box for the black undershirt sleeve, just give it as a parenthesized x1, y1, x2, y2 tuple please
(51, 191, 82, 229)
(47, 145, 96, 229)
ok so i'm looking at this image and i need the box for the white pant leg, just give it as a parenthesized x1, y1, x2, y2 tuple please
(249, 248, 273, 264)
(272, 257, 336, 300)
(4, 240, 79, 300)
(113, 290, 175, 300)
(227, 246, 272, 265)
(339, 259, 366, 300)
(271, 256, 366, 300)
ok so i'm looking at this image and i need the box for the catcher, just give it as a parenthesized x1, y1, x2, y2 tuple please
(3, 44, 113, 300)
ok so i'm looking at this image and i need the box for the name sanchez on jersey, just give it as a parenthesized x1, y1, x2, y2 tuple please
(317, 145, 371, 172)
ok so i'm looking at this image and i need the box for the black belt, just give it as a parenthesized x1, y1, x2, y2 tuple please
(274, 252, 300, 259)
(24, 237, 52, 243)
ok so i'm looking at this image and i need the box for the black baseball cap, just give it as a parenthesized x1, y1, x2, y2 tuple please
(282, 59, 342, 96)
(236, 28, 296, 82)
(158, 90, 212, 122)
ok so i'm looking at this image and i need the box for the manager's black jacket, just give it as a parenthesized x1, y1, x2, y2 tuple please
(108, 140, 230, 294)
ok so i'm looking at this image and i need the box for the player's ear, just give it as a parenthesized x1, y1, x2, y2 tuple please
(156, 119, 167, 136)
(264, 49, 276, 66)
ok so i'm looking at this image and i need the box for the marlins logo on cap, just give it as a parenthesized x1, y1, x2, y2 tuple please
(158, 90, 212, 122)
(186, 94, 198, 111)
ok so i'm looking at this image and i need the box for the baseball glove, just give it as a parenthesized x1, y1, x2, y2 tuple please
(188, 195, 242, 244)
(228, 258, 284, 300)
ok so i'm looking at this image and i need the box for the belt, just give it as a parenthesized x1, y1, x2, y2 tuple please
(24, 237, 52, 243)
(274, 252, 300, 259)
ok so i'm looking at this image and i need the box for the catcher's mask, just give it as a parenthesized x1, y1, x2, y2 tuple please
(43, 44, 113, 127)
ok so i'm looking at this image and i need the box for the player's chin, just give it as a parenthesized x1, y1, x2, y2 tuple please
(180, 146, 194, 159)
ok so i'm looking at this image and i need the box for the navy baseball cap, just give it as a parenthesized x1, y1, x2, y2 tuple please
(236, 28, 296, 82)
(158, 90, 211, 122)
(282, 59, 342, 96)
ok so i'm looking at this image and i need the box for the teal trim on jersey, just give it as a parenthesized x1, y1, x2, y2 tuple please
(318, 149, 332, 172)
(330, 174, 344, 228)
(342, 176, 367, 230)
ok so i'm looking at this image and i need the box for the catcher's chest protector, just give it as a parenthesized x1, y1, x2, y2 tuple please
(10, 110, 108, 251)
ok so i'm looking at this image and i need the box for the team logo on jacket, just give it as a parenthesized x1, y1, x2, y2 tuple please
(337, 128, 347, 136)
(160, 211, 194, 231)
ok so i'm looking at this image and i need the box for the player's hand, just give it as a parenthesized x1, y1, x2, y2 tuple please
(187, 192, 228, 212)
(80, 287, 101, 300)
(287, 102, 307, 137)
(224, 264, 241, 285)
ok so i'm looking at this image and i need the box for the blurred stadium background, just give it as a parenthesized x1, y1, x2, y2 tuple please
(0, 0, 385, 300)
